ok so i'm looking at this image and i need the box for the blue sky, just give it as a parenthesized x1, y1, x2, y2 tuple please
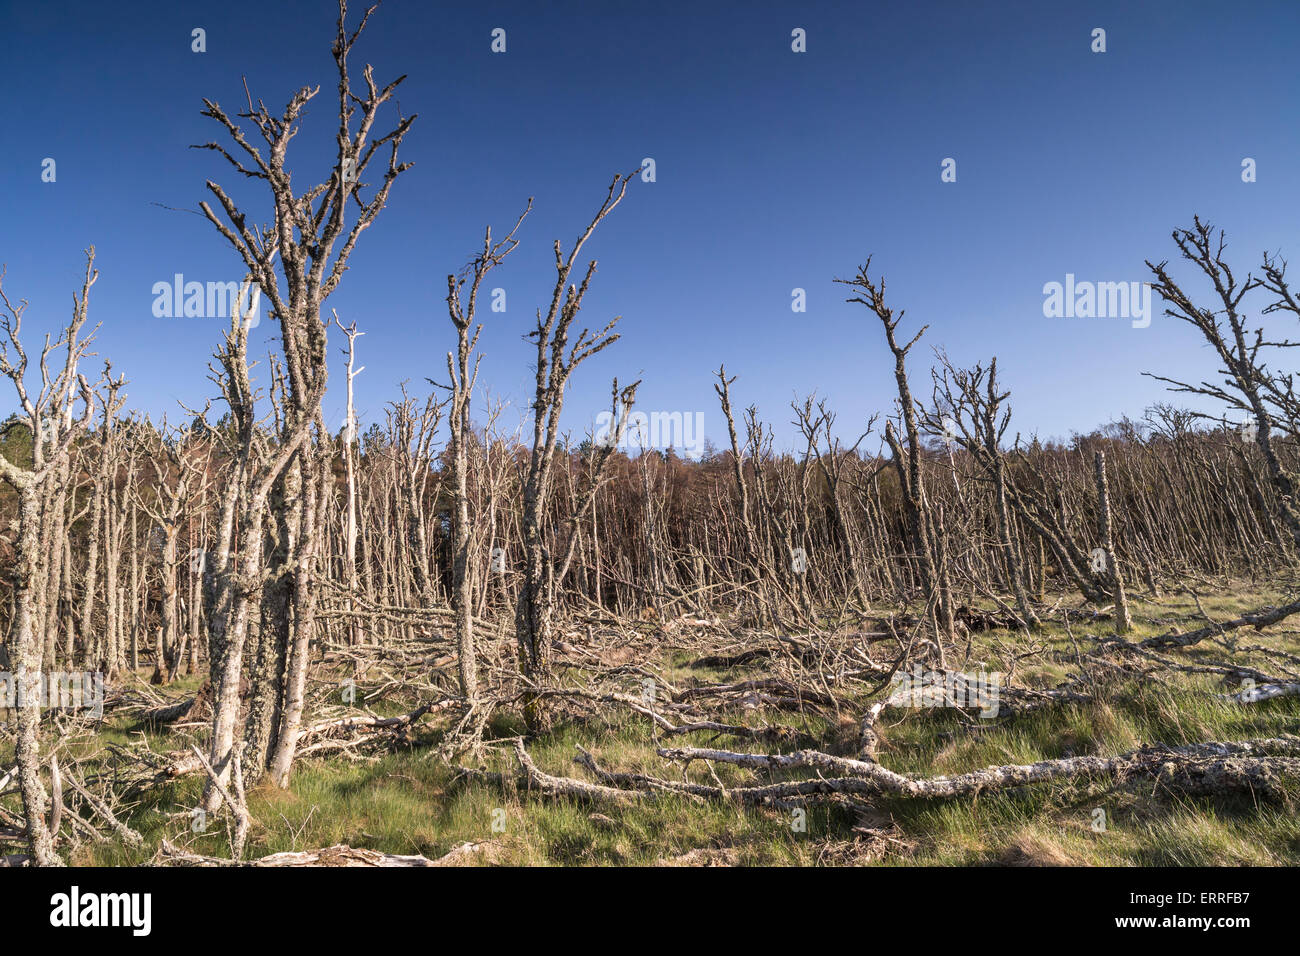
(4, 0, 1298, 452)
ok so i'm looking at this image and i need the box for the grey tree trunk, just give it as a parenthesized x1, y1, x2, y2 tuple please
(11, 486, 62, 866)
(1095, 450, 1133, 634)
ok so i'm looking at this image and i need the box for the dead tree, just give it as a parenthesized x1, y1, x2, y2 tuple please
(76, 374, 125, 669)
(100, 404, 137, 676)
(384, 385, 445, 610)
(0, 250, 104, 866)
(132, 420, 211, 682)
(1093, 450, 1133, 633)
(994, 438, 1114, 607)
(925, 356, 1040, 629)
(713, 368, 768, 624)
(515, 173, 635, 682)
(442, 201, 531, 702)
(793, 396, 875, 611)
(1147, 217, 1300, 549)
(194, 0, 414, 790)
(839, 261, 954, 656)
(334, 314, 364, 650)
(201, 283, 315, 812)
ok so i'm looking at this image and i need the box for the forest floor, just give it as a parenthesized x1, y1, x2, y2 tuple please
(10, 577, 1300, 867)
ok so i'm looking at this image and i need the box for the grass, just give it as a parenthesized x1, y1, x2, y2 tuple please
(9, 580, 1300, 866)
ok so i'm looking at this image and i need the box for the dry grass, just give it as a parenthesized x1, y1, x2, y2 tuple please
(9, 578, 1298, 867)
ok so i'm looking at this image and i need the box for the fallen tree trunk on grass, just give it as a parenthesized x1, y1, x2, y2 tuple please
(1224, 682, 1300, 705)
(1141, 596, 1300, 649)
(513, 739, 647, 804)
(492, 736, 1300, 810)
(657, 737, 1300, 799)
(156, 840, 497, 867)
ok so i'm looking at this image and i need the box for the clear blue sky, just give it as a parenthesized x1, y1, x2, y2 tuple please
(4, 0, 1298, 451)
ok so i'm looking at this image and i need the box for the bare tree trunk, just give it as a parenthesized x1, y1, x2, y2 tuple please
(840, 262, 953, 655)
(0, 248, 102, 865)
(11, 486, 62, 866)
(129, 503, 140, 672)
(443, 210, 528, 702)
(269, 446, 325, 786)
(1095, 450, 1132, 634)
(515, 174, 634, 688)
(336, 317, 364, 650)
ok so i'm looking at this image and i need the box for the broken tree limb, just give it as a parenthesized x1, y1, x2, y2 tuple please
(1223, 682, 1300, 705)
(574, 746, 712, 801)
(512, 739, 645, 805)
(1141, 595, 1300, 648)
(61, 772, 143, 848)
(156, 839, 498, 867)
(657, 736, 1300, 800)
(293, 700, 452, 757)
(48, 756, 61, 839)
(574, 745, 875, 804)
(859, 669, 1089, 759)
(140, 696, 198, 725)
(190, 745, 250, 861)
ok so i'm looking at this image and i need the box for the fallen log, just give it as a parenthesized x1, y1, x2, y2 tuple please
(657, 737, 1300, 800)
(512, 739, 645, 805)
(156, 839, 497, 867)
(1223, 682, 1300, 705)
(472, 735, 1300, 814)
(1142, 596, 1300, 649)
(140, 696, 198, 725)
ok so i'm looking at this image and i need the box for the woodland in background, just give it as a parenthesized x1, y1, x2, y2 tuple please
(1, 397, 1296, 681)
(3, 1, 1299, 867)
